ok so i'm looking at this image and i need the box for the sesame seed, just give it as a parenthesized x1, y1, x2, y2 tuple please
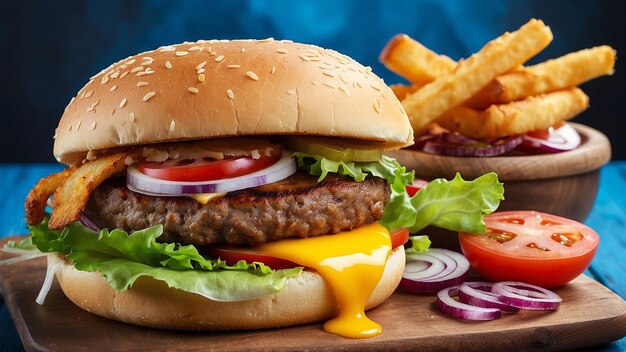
(76, 120, 82, 130)
(137, 81, 149, 87)
(197, 68, 205, 74)
(64, 97, 75, 111)
(226, 89, 234, 100)
(176, 51, 189, 56)
(143, 92, 156, 101)
(198, 74, 205, 82)
(120, 71, 129, 78)
(371, 82, 381, 91)
(169, 120, 176, 132)
(354, 81, 362, 88)
(196, 61, 207, 70)
(119, 98, 127, 108)
(144, 68, 154, 74)
(339, 86, 350, 96)
(241, 48, 246, 53)
(85, 91, 93, 98)
(130, 67, 143, 73)
(373, 99, 382, 113)
(215, 55, 225, 62)
(210, 51, 217, 56)
(67, 124, 72, 132)
(246, 71, 259, 81)
(323, 81, 337, 89)
(188, 87, 199, 94)
(142, 56, 153, 61)
(188, 46, 201, 52)
(322, 70, 336, 78)
(227, 64, 240, 69)
(165, 61, 173, 69)
(270, 66, 276, 74)
(276, 49, 288, 54)
(286, 89, 295, 95)
(258, 37, 274, 43)
(128, 112, 135, 122)
(136, 71, 147, 77)
(312, 80, 319, 86)
(110, 71, 120, 78)
(91, 121, 97, 130)
(339, 74, 349, 84)
(126, 59, 137, 65)
(158, 46, 176, 52)
(300, 55, 311, 62)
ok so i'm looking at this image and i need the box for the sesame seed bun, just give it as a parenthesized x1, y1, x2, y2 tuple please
(52, 247, 405, 330)
(54, 39, 413, 165)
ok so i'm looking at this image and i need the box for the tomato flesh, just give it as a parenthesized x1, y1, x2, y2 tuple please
(459, 211, 599, 288)
(139, 153, 280, 182)
(406, 179, 429, 197)
(209, 228, 410, 270)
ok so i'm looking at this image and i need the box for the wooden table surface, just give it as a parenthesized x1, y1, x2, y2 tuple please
(0, 162, 624, 351)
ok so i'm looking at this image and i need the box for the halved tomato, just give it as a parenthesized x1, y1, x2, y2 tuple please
(209, 228, 410, 270)
(459, 210, 599, 288)
(138, 153, 281, 182)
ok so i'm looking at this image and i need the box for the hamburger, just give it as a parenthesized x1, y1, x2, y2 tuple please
(12, 39, 503, 338)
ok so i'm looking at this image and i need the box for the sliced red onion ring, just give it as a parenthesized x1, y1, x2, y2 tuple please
(423, 134, 523, 157)
(79, 213, 101, 231)
(400, 248, 470, 293)
(521, 123, 581, 153)
(491, 281, 562, 310)
(437, 286, 502, 321)
(458, 282, 519, 313)
(127, 152, 296, 196)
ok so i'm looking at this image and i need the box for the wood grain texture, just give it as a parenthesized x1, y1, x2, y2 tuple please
(0, 238, 625, 352)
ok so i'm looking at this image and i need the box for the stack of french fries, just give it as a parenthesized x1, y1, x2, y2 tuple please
(380, 19, 616, 140)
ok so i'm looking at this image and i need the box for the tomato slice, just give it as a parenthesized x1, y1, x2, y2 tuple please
(209, 228, 410, 270)
(406, 179, 429, 197)
(390, 228, 410, 249)
(459, 211, 599, 288)
(139, 153, 281, 182)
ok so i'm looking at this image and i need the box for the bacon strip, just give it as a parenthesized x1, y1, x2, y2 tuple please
(25, 152, 131, 229)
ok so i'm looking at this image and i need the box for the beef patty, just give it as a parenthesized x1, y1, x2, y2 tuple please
(84, 172, 391, 246)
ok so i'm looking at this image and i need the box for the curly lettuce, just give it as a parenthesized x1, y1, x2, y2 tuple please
(10, 218, 301, 302)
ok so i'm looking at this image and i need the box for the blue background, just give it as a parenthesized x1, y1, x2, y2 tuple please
(1, 0, 624, 162)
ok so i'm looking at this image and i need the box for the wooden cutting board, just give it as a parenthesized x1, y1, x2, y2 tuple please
(1, 237, 625, 352)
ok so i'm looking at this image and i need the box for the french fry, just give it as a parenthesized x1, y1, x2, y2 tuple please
(24, 168, 73, 225)
(48, 151, 130, 230)
(379, 34, 456, 85)
(389, 83, 423, 100)
(465, 45, 616, 109)
(402, 19, 553, 133)
(436, 88, 589, 139)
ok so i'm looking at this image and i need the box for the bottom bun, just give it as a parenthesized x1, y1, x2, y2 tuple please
(52, 247, 405, 330)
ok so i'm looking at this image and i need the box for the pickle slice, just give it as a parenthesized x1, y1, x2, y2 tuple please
(286, 136, 384, 162)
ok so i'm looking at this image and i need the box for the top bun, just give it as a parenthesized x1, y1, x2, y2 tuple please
(54, 39, 413, 165)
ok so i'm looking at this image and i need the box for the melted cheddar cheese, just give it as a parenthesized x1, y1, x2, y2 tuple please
(256, 223, 391, 338)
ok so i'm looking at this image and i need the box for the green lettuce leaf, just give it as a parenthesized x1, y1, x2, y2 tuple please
(294, 153, 504, 234)
(409, 172, 504, 234)
(24, 219, 302, 301)
(409, 235, 432, 253)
